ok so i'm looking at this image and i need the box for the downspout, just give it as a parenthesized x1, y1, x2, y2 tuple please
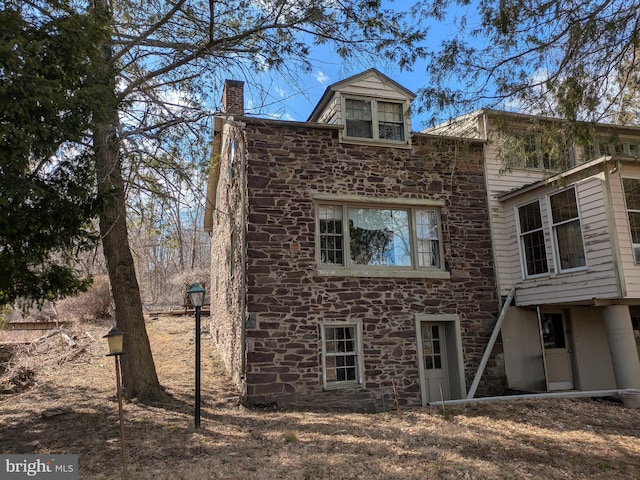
(467, 286, 516, 399)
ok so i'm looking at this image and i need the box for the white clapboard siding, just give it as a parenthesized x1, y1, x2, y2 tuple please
(313, 96, 340, 125)
(332, 72, 410, 101)
(483, 139, 548, 296)
(609, 167, 640, 296)
(507, 174, 620, 305)
(431, 110, 640, 305)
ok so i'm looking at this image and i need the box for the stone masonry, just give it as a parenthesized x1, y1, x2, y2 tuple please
(210, 115, 504, 411)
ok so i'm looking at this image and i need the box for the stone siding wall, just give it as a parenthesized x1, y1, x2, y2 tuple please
(209, 122, 247, 393)
(212, 118, 504, 410)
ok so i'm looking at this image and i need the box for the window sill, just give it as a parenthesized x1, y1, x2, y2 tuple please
(316, 267, 451, 279)
(557, 265, 588, 274)
(323, 381, 364, 391)
(339, 136, 412, 149)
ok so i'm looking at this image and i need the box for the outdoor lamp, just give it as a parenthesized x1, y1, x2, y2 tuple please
(103, 326, 129, 479)
(187, 283, 206, 308)
(104, 327, 126, 356)
(187, 282, 206, 429)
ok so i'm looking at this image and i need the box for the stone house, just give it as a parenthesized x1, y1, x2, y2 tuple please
(204, 70, 504, 410)
(428, 110, 640, 393)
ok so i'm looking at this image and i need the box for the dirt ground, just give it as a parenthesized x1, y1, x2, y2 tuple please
(1, 315, 639, 479)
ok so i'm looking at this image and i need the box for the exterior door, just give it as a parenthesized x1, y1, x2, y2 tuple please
(420, 322, 450, 402)
(541, 312, 575, 390)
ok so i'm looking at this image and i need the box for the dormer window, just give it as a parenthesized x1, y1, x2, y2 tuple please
(345, 97, 405, 142)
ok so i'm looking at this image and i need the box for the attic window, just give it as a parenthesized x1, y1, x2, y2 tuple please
(345, 98, 405, 142)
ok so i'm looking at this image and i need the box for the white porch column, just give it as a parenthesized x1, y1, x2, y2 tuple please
(603, 305, 640, 389)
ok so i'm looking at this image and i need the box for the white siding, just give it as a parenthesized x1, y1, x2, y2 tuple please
(508, 175, 620, 305)
(333, 73, 409, 101)
(424, 110, 640, 306)
(314, 96, 340, 125)
(610, 166, 640, 297)
(483, 134, 548, 297)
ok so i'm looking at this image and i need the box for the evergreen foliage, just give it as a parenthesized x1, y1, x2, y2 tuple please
(419, 0, 640, 125)
(2, 0, 432, 401)
(0, 5, 108, 304)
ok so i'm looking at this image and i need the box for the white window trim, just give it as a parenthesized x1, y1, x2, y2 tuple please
(547, 186, 588, 273)
(315, 198, 450, 279)
(591, 139, 640, 158)
(320, 320, 364, 389)
(515, 200, 549, 279)
(622, 176, 640, 264)
(340, 95, 410, 147)
(505, 129, 569, 172)
(414, 314, 465, 405)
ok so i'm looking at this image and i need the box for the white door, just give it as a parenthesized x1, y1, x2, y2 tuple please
(541, 313, 574, 390)
(421, 322, 450, 402)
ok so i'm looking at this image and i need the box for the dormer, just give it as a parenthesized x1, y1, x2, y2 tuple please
(307, 69, 415, 148)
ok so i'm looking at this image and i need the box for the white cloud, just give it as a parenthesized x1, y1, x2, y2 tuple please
(268, 111, 296, 121)
(315, 70, 330, 85)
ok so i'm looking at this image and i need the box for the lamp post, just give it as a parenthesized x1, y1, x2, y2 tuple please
(187, 283, 206, 429)
(103, 327, 128, 480)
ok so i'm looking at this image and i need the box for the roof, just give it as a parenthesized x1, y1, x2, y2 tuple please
(426, 108, 640, 138)
(495, 155, 638, 202)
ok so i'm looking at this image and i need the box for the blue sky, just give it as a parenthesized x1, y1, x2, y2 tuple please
(239, 1, 481, 131)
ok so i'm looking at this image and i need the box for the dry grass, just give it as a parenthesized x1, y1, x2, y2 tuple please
(1, 315, 639, 479)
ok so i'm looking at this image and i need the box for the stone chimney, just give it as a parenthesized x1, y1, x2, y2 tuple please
(222, 79, 245, 116)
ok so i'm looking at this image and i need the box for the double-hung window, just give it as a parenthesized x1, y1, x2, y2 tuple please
(549, 187, 586, 271)
(318, 203, 445, 277)
(321, 322, 363, 388)
(517, 200, 548, 277)
(623, 178, 640, 263)
(523, 133, 545, 169)
(345, 98, 405, 142)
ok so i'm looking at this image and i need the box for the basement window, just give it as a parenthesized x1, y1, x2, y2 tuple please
(321, 322, 364, 389)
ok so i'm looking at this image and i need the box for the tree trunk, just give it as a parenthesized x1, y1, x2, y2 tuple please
(94, 118, 168, 403)
(90, 3, 167, 401)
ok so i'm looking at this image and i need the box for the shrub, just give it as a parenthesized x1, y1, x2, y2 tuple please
(56, 274, 112, 321)
(0, 304, 9, 330)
